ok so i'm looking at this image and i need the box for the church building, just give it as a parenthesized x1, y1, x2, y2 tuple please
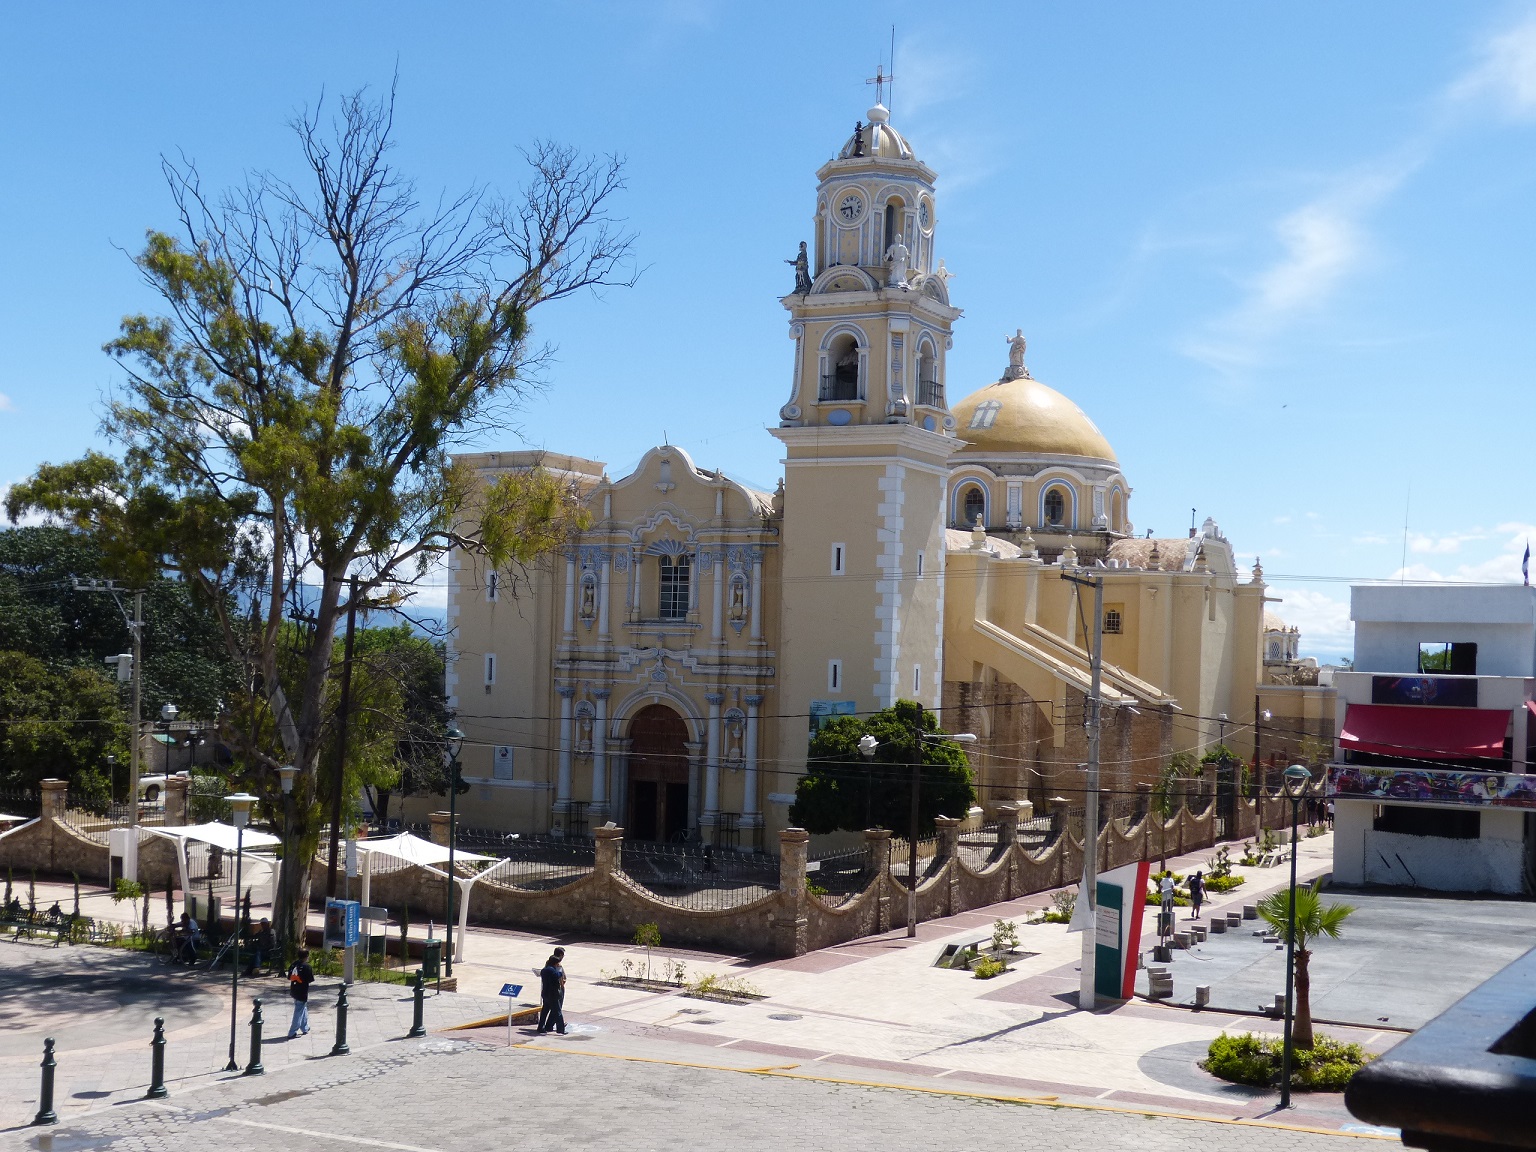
(437, 100, 1318, 846)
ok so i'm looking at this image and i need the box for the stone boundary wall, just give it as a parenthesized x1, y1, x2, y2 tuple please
(3, 778, 1288, 957)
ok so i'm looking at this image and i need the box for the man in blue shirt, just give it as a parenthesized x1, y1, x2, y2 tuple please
(537, 947, 567, 1035)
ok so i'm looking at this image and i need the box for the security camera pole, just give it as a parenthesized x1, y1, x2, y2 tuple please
(1063, 569, 1105, 1011)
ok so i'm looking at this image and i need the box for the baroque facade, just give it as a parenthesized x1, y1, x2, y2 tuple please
(437, 99, 1321, 847)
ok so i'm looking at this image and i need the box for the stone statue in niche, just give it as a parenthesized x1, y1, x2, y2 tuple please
(729, 577, 747, 621)
(1004, 329, 1030, 380)
(785, 241, 811, 295)
(579, 575, 596, 620)
(885, 232, 910, 288)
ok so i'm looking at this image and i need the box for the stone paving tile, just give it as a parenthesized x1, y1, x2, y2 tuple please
(4, 1033, 1388, 1152)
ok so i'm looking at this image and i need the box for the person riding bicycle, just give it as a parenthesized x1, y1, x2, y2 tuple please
(172, 911, 201, 964)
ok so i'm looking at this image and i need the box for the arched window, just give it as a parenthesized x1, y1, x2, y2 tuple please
(821, 332, 861, 401)
(884, 199, 904, 252)
(1044, 487, 1066, 527)
(658, 556, 690, 620)
(917, 345, 939, 407)
(1110, 490, 1125, 532)
(962, 485, 986, 527)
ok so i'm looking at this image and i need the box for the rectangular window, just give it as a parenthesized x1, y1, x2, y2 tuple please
(1419, 642, 1477, 675)
(828, 659, 842, 692)
(1103, 607, 1123, 635)
(916, 551, 924, 577)
(913, 664, 921, 694)
(484, 654, 496, 685)
(831, 543, 845, 575)
(1374, 804, 1480, 839)
(485, 570, 499, 602)
(659, 556, 690, 620)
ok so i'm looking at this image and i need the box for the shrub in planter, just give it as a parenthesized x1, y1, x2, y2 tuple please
(1202, 1032, 1371, 1091)
(972, 956, 1006, 979)
(1205, 874, 1246, 893)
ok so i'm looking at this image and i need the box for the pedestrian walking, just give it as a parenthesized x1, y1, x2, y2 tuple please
(537, 946, 567, 1035)
(1159, 872, 1175, 914)
(287, 948, 315, 1037)
(1187, 870, 1205, 921)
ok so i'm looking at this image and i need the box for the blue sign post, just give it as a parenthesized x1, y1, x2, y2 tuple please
(501, 982, 524, 1044)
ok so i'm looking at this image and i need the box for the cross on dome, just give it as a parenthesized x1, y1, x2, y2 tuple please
(865, 65, 894, 107)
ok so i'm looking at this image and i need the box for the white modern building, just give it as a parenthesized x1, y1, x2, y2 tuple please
(1327, 584, 1536, 895)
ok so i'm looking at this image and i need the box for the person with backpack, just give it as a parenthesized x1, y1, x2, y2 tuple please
(287, 948, 315, 1037)
(1187, 870, 1206, 921)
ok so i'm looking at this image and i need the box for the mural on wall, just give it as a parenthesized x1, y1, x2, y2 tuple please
(1328, 765, 1536, 808)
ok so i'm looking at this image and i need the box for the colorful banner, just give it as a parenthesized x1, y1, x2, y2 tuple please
(1327, 765, 1536, 809)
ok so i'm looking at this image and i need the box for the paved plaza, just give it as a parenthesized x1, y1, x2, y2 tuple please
(3, 831, 1510, 1149)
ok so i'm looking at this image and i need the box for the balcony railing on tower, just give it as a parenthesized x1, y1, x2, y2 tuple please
(917, 375, 943, 408)
(819, 374, 859, 402)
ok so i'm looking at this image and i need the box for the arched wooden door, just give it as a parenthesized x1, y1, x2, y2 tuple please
(626, 705, 690, 842)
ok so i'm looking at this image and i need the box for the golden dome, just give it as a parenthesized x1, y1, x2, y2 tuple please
(951, 375, 1117, 462)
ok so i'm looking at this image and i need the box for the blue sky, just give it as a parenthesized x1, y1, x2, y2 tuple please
(4, 2, 1536, 660)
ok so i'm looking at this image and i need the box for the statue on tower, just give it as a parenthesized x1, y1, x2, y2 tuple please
(785, 241, 812, 295)
(1003, 328, 1030, 380)
(885, 232, 910, 288)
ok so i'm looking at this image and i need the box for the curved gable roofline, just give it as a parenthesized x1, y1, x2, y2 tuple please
(609, 444, 774, 515)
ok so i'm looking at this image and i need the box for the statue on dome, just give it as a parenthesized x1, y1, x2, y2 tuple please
(1004, 329, 1030, 380)
(885, 232, 910, 288)
(785, 241, 811, 295)
(852, 121, 865, 157)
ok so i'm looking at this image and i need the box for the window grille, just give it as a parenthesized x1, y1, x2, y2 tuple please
(659, 556, 690, 620)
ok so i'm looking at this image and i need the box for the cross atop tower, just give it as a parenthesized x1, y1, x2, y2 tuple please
(865, 65, 894, 107)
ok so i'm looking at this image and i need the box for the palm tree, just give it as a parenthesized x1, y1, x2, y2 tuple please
(1257, 880, 1355, 1049)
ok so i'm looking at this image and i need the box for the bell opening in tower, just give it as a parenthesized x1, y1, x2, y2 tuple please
(821, 333, 862, 402)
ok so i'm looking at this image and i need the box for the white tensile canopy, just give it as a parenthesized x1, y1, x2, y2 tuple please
(352, 832, 515, 962)
(142, 822, 283, 906)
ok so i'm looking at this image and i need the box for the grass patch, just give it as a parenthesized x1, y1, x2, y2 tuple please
(1202, 1032, 1372, 1092)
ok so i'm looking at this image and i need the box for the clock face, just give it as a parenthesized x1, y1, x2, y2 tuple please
(838, 194, 864, 223)
(918, 200, 932, 231)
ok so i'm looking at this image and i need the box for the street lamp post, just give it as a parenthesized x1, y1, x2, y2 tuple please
(1252, 706, 1272, 796)
(443, 725, 465, 978)
(1278, 763, 1311, 1109)
(277, 766, 297, 966)
(857, 712, 976, 940)
(159, 702, 179, 786)
(224, 792, 257, 1072)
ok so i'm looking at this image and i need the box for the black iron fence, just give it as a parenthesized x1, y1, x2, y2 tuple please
(618, 839, 779, 912)
(0, 786, 40, 819)
(805, 845, 871, 903)
(479, 835, 595, 893)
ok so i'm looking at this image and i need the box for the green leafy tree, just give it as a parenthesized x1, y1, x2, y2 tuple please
(350, 624, 450, 823)
(790, 700, 975, 836)
(0, 525, 238, 723)
(1257, 880, 1355, 1049)
(6, 85, 633, 944)
(0, 651, 129, 804)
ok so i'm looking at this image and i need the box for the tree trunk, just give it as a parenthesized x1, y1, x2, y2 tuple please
(1293, 945, 1314, 1049)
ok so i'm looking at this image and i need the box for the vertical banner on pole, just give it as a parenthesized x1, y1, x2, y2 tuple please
(1094, 859, 1151, 1000)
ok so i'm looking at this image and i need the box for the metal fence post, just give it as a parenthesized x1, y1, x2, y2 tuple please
(408, 969, 426, 1038)
(146, 1018, 168, 1098)
(331, 984, 351, 1056)
(33, 1037, 58, 1125)
(245, 997, 265, 1076)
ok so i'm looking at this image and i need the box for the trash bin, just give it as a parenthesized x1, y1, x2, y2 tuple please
(422, 939, 441, 980)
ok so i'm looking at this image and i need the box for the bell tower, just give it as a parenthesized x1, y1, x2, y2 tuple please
(771, 102, 963, 767)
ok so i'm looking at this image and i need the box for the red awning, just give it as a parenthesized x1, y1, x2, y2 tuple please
(1339, 704, 1511, 760)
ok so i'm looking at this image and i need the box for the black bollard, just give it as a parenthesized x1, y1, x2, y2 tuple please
(331, 984, 350, 1056)
(245, 997, 265, 1076)
(33, 1037, 58, 1125)
(407, 969, 426, 1038)
(146, 1017, 169, 1099)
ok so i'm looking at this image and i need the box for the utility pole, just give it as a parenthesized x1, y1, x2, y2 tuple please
(326, 576, 359, 900)
(1064, 570, 1105, 1010)
(73, 579, 144, 826)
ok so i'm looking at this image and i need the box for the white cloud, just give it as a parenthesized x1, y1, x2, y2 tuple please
(1447, 13, 1536, 117)
(1271, 587, 1354, 660)
(1387, 522, 1536, 583)
(1180, 155, 1419, 375)
(0, 392, 12, 412)
(1408, 530, 1488, 555)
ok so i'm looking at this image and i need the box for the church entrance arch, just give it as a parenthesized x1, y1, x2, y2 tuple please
(626, 704, 690, 842)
